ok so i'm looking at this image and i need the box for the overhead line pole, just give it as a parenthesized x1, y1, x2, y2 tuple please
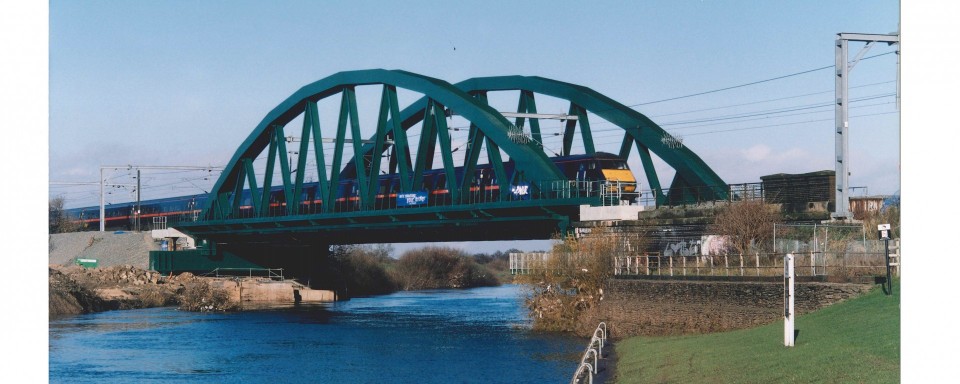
(833, 32, 899, 220)
(98, 165, 225, 232)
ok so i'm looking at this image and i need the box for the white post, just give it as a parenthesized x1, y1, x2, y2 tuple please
(784, 253, 795, 347)
(739, 253, 744, 276)
(755, 252, 760, 277)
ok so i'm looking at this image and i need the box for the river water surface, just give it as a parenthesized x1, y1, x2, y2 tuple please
(49, 284, 583, 383)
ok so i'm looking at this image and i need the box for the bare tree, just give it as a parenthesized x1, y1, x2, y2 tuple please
(49, 196, 79, 234)
(709, 200, 782, 256)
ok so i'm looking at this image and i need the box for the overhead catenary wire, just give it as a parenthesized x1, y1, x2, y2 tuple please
(62, 52, 899, 208)
(658, 93, 896, 127)
(645, 80, 895, 119)
(628, 51, 896, 107)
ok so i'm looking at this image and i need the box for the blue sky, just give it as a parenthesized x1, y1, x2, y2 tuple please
(47, 0, 902, 253)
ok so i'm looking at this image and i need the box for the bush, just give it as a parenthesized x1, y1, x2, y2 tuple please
(177, 282, 236, 312)
(709, 200, 782, 255)
(516, 231, 621, 334)
(393, 246, 499, 290)
(136, 285, 175, 308)
(49, 196, 80, 234)
(334, 245, 399, 297)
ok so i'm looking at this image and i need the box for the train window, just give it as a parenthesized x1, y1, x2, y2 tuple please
(600, 160, 629, 170)
(589, 162, 597, 170)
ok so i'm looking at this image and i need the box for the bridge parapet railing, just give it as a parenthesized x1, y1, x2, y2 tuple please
(208, 179, 640, 220)
(636, 182, 764, 207)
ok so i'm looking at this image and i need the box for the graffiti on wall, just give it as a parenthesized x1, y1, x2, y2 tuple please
(661, 235, 728, 257)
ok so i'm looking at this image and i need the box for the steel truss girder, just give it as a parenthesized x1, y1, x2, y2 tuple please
(457, 76, 727, 204)
(347, 75, 727, 205)
(200, 69, 565, 220)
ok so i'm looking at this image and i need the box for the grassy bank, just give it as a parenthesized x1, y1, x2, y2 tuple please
(614, 281, 899, 383)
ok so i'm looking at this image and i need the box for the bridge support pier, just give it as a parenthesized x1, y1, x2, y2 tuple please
(210, 240, 334, 293)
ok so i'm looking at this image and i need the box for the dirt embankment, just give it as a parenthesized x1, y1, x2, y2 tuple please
(48, 264, 237, 318)
(49, 231, 157, 269)
(48, 232, 240, 317)
(48, 232, 337, 318)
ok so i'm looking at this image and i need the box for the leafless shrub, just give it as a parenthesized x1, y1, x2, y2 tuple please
(516, 230, 620, 334)
(49, 196, 80, 234)
(177, 282, 236, 312)
(333, 245, 398, 296)
(709, 200, 783, 258)
(393, 246, 499, 290)
(861, 205, 900, 239)
(136, 285, 175, 308)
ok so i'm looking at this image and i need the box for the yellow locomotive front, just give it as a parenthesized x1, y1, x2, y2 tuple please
(594, 155, 638, 201)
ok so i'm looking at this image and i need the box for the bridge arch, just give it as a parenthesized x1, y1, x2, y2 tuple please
(346, 75, 728, 206)
(458, 76, 728, 204)
(200, 69, 565, 220)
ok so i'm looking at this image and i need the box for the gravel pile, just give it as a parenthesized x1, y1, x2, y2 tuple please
(49, 231, 158, 269)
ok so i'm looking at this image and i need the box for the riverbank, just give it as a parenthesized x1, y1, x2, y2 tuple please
(47, 233, 509, 316)
(48, 233, 509, 295)
(611, 283, 899, 383)
(49, 265, 200, 316)
(48, 264, 337, 317)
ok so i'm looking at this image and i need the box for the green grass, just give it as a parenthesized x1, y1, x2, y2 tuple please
(614, 281, 899, 383)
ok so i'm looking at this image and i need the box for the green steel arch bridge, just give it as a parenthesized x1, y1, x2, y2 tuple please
(170, 69, 727, 279)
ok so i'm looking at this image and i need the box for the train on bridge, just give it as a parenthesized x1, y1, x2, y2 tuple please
(61, 152, 638, 231)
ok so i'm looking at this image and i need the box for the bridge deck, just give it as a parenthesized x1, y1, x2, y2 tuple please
(176, 197, 597, 245)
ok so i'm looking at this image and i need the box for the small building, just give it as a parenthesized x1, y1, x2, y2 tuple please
(760, 170, 835, 214)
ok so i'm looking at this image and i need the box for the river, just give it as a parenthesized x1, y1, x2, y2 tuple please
(49, 284, 584, 383)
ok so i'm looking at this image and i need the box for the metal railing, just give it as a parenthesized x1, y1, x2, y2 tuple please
(200, 268, 285, 281)
(152, 216, 167, 231)
(509, 252, 550, 275)
(613, 250, 896, 280)
(571, 322, 608, 384)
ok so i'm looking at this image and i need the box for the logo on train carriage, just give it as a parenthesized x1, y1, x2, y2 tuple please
(397, 192, 428, 207)
(510, 183, 530, 200)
